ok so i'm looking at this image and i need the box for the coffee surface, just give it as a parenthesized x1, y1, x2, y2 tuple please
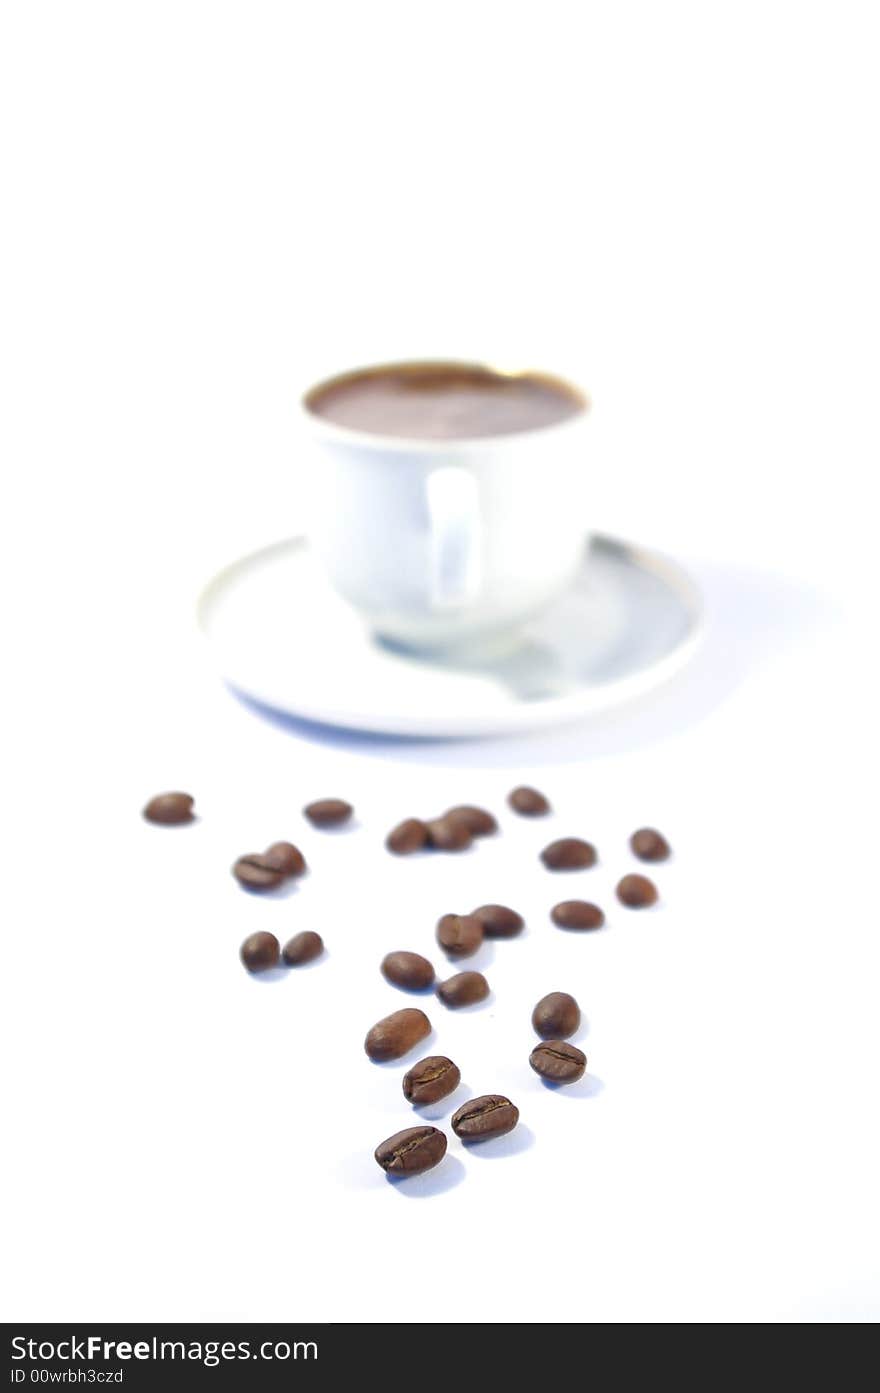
(308, 363, 582, 440)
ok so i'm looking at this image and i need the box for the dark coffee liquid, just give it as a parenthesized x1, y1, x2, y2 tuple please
(307, 362, 583, 440)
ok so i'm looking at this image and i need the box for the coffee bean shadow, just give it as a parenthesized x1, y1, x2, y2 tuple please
(461, 1123, 535, 1159)
(540, 1072, 604, 1100)
(543, 864, 603, 878)
(369, 1031, 438, 1069)
(248, 965, 289, 984)
(488, 931, 531, 947)
(440, 940, 496, 972)
(388, 844, 479, 862)
(531, 1020, 588, 1043)
(234, 877, 301, 901)
(143, 817, 200, 829)
(307, 821, 360, 836)
(385, 1154, 465, 1197)
(435, 990, 495, 1015)
(286, 949, 329, 973)
(228, 561, 830, 764)
(414, 1082, 471, 1122)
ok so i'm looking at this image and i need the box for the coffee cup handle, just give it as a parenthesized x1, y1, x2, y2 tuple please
(425, 466, 482, 609)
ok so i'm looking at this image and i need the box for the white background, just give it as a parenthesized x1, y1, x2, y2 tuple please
(2, 0, 879, 1324)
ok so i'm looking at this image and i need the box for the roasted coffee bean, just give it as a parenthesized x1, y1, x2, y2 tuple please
(142, 791, 194, 825)
(540, 837, 597, 870)
(282, 930, 323, 965)
(617, 873, 659, 908)
(364, 1007, 431, 1062)
(386, 818, 429, 855)
(232, 853, 286, 890)
(403, 1055, 461, 1105)
(437, 970, 489, 1008)
(451, 1094, 519, 1141)
(551, 900, 605, 931)
(532, 990, 580, 1039)
(630, 827, 671, 862)
(304, 798, 353, 827)
(240, 931, 281, 972)
(381, 950, 435, 991)
(472, 903, 524, 938)
(374, 1125, 447, 1176)
(508, 785, 550, 816)
(426, 816, 472, 851)
(264, 841, 306, 877)
(436, 913, 484, 958)
(443, 805, 497, 837)
(529, 1040, 587, 1083)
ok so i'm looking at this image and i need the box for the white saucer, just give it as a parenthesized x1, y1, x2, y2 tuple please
(197, 534, 703, 738)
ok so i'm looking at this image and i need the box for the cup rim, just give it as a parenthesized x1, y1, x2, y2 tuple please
(301, 358, 590, 452)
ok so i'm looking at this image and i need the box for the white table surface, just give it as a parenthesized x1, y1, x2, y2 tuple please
(2, 0, 878, 1324)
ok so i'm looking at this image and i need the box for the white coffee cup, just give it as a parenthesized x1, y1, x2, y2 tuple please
(301, 360, 590, 653)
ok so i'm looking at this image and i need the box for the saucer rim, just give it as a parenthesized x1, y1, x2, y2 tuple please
(196, 532, 704, 738)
